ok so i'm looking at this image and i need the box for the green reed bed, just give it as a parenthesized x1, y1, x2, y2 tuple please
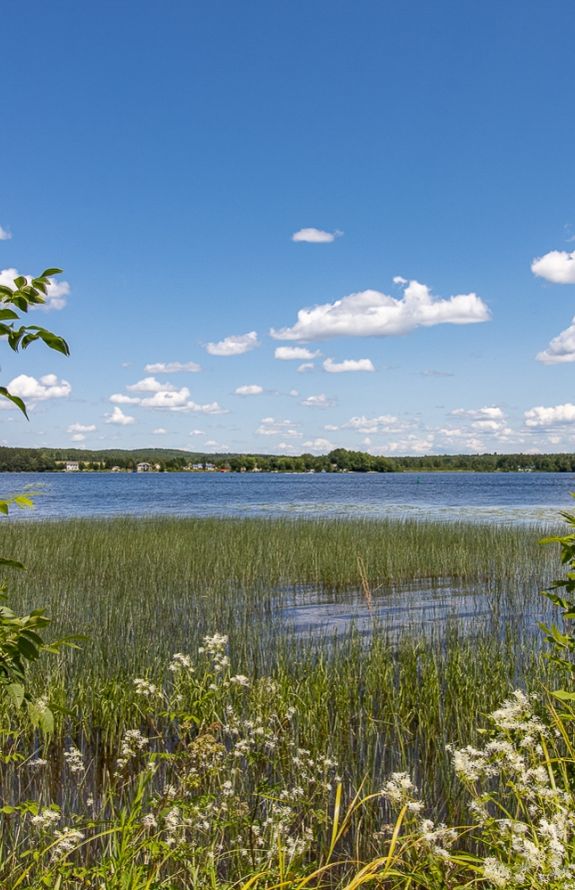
(0, 517, 565, 886)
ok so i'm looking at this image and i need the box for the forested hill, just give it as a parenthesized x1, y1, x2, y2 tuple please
(0, 446, 574, 473)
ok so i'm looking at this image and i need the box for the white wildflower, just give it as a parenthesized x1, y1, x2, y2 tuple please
(169, 652, 194, 672)
(133, 678, 160, 697)
(482, 857, 513, 887)
(31, 808, 61, 830)
(27, 757, 48, 769)
(63, 745, 85, 775)
(142, 812, 157, 830)
(51, 828, 84, 860)
(381, 771, 418, 805)
(230, 674, 250, 687)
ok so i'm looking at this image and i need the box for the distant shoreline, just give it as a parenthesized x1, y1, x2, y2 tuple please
(0, 446, 574, 474)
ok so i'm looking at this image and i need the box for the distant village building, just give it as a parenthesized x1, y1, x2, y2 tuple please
(65, 461, 80, 472)
(111, 466, 122, 472)
(136, 462, 152, 473)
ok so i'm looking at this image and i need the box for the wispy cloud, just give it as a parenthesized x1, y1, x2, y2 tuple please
(302, 437, 335, 452)
(291, 227, 343, 243)
(323, 357, 375, 373)
(342, 415, 400, 433)
(451, 406, 504, 419)
(419, 369, 454, 378)
(68, 422, 96, 433)
(144, 361, 201, 373)
(0, 225, 12, 241)
(271, 279, 490, 341)
(205, 331, 259, 356)
(234, 384, 264, 395)
(256, 417, 301, 438)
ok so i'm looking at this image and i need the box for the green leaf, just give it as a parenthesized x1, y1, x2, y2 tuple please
(0, 557, 25, 570)
(6, 683, 25, 708)
(551, 689, 575, 701)
(13, 276, 27, 288)
(39, 707, 54, 735)
(16, 637, 40, 661)
(0, 309, 19, 321)
(0, 387, 28, 418)
(40, 268, 63, 277)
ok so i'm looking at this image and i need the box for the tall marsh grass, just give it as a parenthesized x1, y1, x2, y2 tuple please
(0, 516, 566, 886)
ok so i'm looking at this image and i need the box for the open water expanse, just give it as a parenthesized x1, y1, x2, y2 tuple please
(0, 470, 574, 523)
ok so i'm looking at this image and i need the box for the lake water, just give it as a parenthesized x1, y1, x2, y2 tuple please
(0, 470, 573, 523)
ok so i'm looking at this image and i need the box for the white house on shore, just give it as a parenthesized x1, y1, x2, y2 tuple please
(65, 461, 80, 472)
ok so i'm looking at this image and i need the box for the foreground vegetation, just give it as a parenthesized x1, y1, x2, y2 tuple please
(0, 516, 572, 886)
(1, 445, 575, 472)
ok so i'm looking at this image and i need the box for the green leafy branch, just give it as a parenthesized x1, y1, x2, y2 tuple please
(0, 268, 75, 729)
(0, 268, 69, 417)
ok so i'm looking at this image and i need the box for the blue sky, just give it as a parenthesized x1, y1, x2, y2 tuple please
(2, 0, 575, 455)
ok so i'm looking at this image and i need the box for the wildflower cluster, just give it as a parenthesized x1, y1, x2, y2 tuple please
(449, 690, 575, 887)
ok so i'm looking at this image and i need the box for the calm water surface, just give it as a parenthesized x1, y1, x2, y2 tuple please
(0, 471, 573, 523)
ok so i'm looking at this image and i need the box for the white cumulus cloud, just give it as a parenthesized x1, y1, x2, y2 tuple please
(537, 317, 575, 364)
(234, 384, 264, 395)
(524, 403, 575, 428)
(0, 268, 71, 311)
(531, 250, 575, 284)
(274, 346, 320, 360)
(300, 393, 335, 409)
(323, 357, 375, 373)
(153, 427, 167, 434)
(7, 373, 71, 402)
(110, 393, 141, 405)
(144, 361, 201, 373)
(291, 227, 342, 243)
(105, 406, 135, 426)
(139, 388, 192, 409)
(127, 385, 229, 415)
(271, 279, 490, 341)
(297, 362, 315, 373)
(205, 331, 259, 356)
(127, 377, 175, 393)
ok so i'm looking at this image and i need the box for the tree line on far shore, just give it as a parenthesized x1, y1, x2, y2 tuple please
(0, 446, 574, 473)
